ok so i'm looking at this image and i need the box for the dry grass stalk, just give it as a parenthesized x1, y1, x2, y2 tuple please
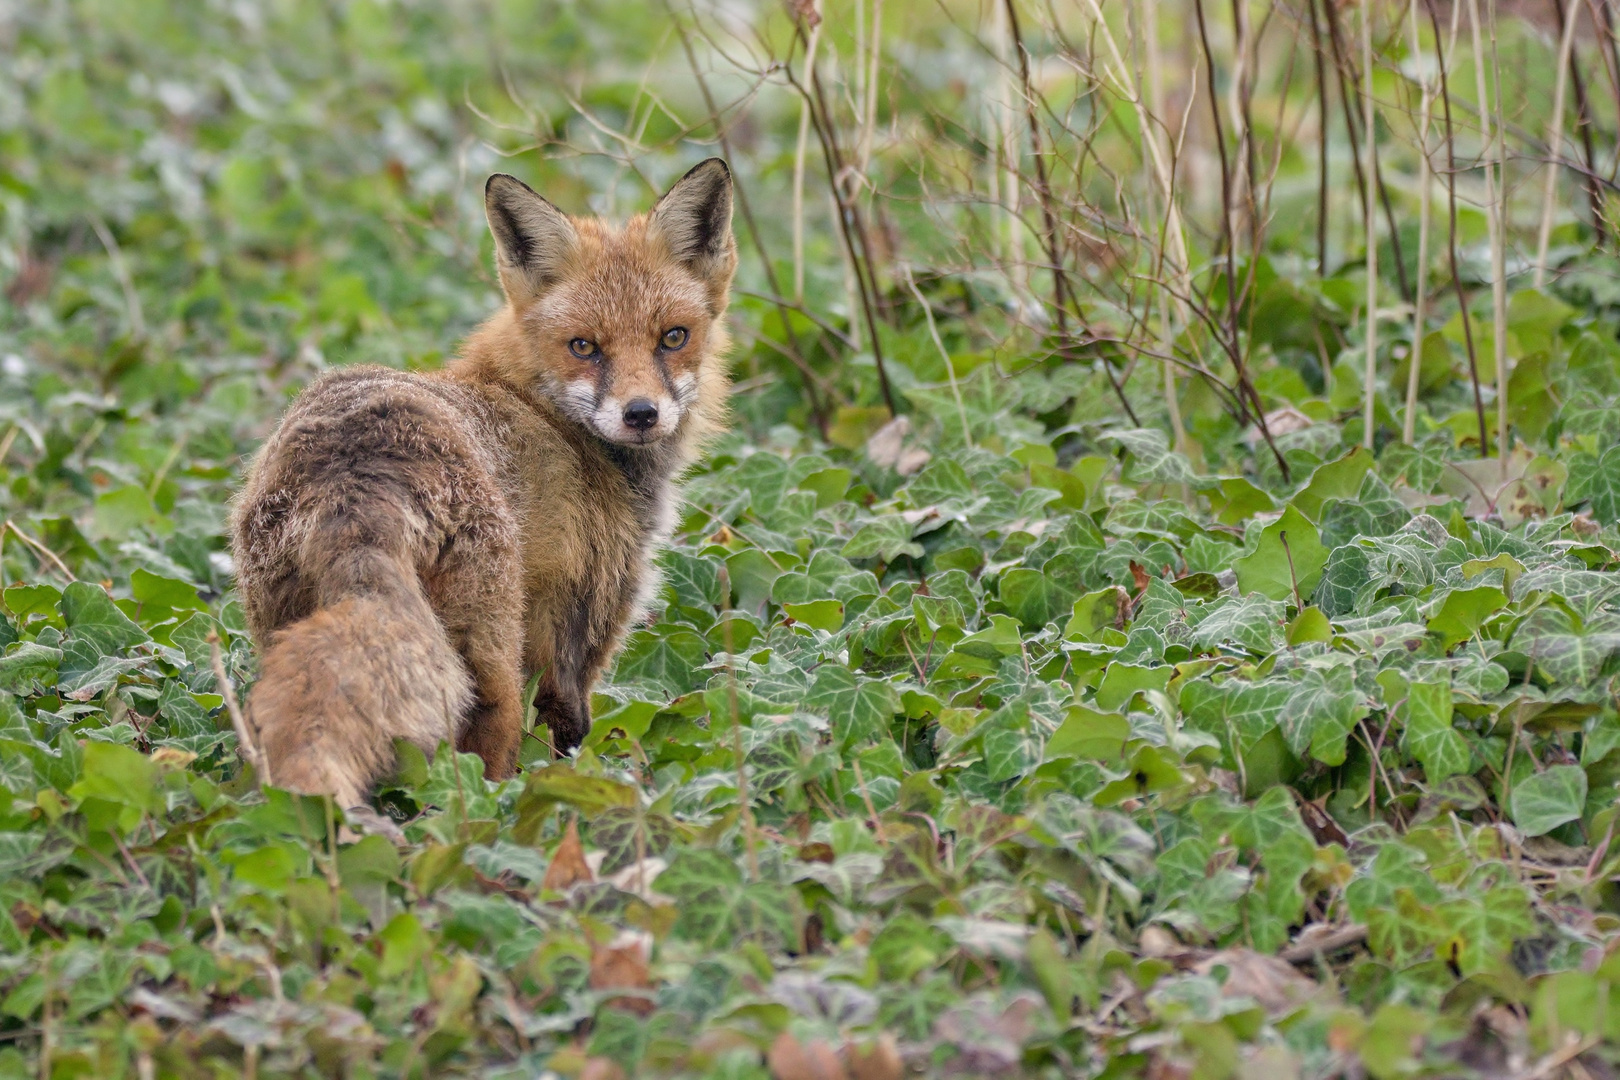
(1137, 0, 1191, 454)
(209, 632, 269, 788)
(1487, 0, 1512, 478)
(1361, 0, 1380, 450)
(1404, 0, 1437, 444)
(1534, 0, 1581, 287)
(1466, 0, 1510, 470)
(793, 13, 822, 303)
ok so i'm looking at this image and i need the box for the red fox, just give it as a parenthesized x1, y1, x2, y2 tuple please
(229, 160, 736, 806)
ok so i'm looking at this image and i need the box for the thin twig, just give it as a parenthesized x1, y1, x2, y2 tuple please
(1004, 0, 1073, 338)
(209, 632, 269, 787)
(668, 2, 828, 436)
(792, 13, 823, 303)
(901, 265, 974, 448)
(1404, 0, 1435, 445)
(852, 758, 888, 845)
(1469, 0, 1511, 475)
(1537, 0, 1584, 286)
(89, 215, 146, 341)
(1321, 0, 1411, 301)
(1361, 0, 1380, 450)
(1309, 0, 1331, 273)
(789, 40, 899, 415)
(1278, 923, 1368, 963)
(4, 521, 75, 582)
(1428, 0, 1491, 453)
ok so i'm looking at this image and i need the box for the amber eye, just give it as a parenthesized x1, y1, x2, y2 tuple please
(569, 338, 599, 360)
(661, 327, 688, 351)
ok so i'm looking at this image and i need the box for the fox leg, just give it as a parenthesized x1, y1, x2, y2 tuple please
(430, 530, 525, 780)
(531, 672, 591, 756)
(453, 620, 525, 779)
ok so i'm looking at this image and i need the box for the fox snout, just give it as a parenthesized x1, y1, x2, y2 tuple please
(598, 393, 673, 445)
(623, 399, 658, 430)
(561, 364, 698, 445)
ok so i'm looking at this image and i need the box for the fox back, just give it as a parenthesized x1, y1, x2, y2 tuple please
(230, 160, 736, 805)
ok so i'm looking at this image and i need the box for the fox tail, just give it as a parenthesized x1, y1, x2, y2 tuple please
(246, 546, 471, 807)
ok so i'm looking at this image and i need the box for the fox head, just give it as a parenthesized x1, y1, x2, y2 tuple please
(482, 160, 736, 449)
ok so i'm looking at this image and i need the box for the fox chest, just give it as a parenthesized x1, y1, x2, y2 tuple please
(516, 477, 672, 679)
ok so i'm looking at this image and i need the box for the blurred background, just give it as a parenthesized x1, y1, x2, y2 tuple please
(1, 0, 1617, 578)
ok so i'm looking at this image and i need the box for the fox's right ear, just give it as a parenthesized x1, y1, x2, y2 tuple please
(485, 174, 578, 303)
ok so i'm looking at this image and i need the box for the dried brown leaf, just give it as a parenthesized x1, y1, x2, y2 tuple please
(580, 1058, 628, 1080)
(1193, 948, 1318, 1013)
(590, 930, 656, 1015)
(768, 1031, 850, 1080)
(542, 817, 594, 892)
(844, 1033, 903, 1080)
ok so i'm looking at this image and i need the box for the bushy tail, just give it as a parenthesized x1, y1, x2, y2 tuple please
(247, 549, 472, 807)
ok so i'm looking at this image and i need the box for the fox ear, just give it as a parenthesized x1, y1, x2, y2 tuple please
(650, 159, 736, 295)
(485, 174, 577, 303)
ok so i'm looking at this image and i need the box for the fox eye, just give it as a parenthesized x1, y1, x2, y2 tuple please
(661, 327, 688, 351)
(569, 338, 599, 360)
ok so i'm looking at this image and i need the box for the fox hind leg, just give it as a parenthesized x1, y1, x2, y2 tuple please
(431, 525, 526, 779)
(452, 620, 526, 778)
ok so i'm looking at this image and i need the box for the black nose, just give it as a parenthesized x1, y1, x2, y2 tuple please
(623, 399, 659, 431)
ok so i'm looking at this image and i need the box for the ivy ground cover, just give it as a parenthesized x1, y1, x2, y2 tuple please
(5, 2, 1620, 1078)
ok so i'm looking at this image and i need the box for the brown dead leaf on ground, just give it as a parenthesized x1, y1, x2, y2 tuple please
(590, 930, 656, 1015)
(1245, 406, 1313, 445)
(1193, 949, 1319, 1013)
(579, 1057, 628, 1080)
(768, 1030, 849, 1080)
(866, 416, 931, 476)
(844, 1033, 903, 1080)
(542, 817, 594, 892)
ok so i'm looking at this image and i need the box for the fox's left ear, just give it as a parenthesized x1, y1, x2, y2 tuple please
(650, 159, 736, 303)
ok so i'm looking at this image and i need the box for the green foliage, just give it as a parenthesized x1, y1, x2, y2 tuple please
(3, 2, 1620, 1077)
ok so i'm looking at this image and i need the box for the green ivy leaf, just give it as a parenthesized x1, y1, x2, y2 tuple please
(659, 549, 724, 609)
(1292, 447, 1374, 520)
(1435, 884, 1535, 976)
(1191, 595, 1284, 655)
(806, 666, 901, 749)
(1426, 585, 1507, 649)
(1566, 445, 1620, 524)
(782, 599, 844, 631)
(1044, 705, 1129, 761)
(67, 741, 161, 816)
(660, 848, 794, 949)
(1314, 543, 1372, 618)
(1279, 666, 1366, 765)
(60, 582, 149, 656)
(1402, 682, 1470, 783)
(869, 910, 951, 981)
(1511, 764, 1588, 837)
(0, 643, 63, 696)
(1233, 506, 1327, 601)
(613, 626, 709, 698)
(1180, 678, 1292, 762)
(1513, 609, 1620, 686)
(842, 516, 924, 561)
(1100, 428, 1197, 485)
(129, 569, 204, 624)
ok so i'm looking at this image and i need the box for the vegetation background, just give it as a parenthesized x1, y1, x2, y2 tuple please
(4, 0, 1620, 1075)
